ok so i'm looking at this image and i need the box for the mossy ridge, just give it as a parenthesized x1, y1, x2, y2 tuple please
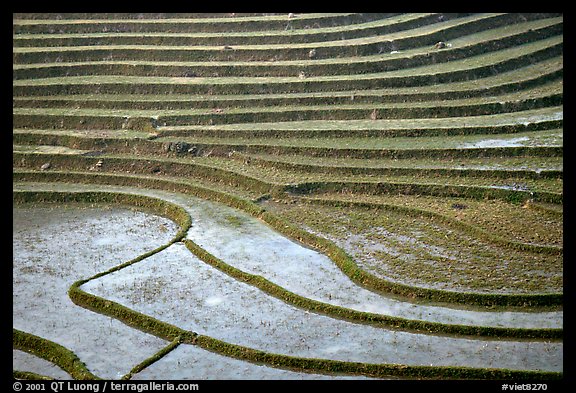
(153, 121, 563, 150)
(14, 147, 564, 186)
(12, 15, 561, 66)
(68, 277, 563, 380)
(68, 280, 194, 344)
(257, 207, 562, 308)
(13, 152, 277, 197)
(13, 370, 54, 380)
(10, 90, 564, 125)
(237, 152, 563, 174)
(12, 37, 563, 96)
(12, 14, 439, 48)
(13, 329, 98, 380)
(281, 180, 562, 204)
(12, 18, 563, 80)
(192, 334, 561, 380)
(183, 238, 561, 339)
(12, 74, 563, 112)
(143, 97, 564, 127)
(121, 337, 182, 380)
(13, 13, 289, 19)
(13, 35, 563, 88)
(12, 129, 563, 164)
(12, 56, 562, 103)
(22, 13, 549, 49)
(13, 13, 388, 35)
(11, 101, 563, 135)
(13, 170, 267, 216)
(12, 151, 563, 203)
(230, 152, 563, 180)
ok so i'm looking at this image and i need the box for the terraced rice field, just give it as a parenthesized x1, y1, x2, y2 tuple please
(13, 13, 563, 381)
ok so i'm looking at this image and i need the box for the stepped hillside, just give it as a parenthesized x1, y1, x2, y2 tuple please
(13, 13, 563, 381)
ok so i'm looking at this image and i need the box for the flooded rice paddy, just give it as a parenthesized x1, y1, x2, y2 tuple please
(13, 182, 563, 378)
(13, 204, 175, 379)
